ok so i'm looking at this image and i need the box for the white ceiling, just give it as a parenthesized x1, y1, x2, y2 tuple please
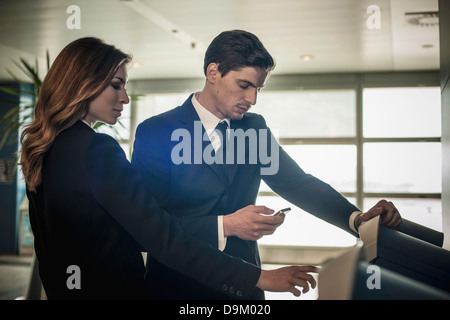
(0, 0, 440, 82)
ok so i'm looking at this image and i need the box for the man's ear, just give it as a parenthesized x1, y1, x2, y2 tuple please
(206, 63, 220, 83)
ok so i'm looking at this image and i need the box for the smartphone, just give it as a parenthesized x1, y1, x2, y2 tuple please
(273, 207, 291, 216)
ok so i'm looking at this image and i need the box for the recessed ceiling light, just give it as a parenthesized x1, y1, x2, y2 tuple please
(405, 11, 439, 27)
(300, 55, 314, 61)
(131, 62, 143, 68)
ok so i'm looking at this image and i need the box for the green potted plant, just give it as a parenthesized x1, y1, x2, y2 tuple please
(0, 53, 47, 149)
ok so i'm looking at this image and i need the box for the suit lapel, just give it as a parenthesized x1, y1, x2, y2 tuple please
(176, 96, 230, 187)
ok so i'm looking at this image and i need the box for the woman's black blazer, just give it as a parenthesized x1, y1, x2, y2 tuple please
(27, 120, 260, 299)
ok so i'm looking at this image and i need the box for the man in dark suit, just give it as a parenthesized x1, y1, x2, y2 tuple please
(131, 30, 402, 300)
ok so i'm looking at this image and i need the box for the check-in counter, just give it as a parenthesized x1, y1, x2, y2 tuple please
(318, 242, 450, 300)
(359, 216, 450, 293)
(395, 219, 444, 247)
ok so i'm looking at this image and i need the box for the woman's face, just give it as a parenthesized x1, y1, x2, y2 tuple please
(84, 64, 129, 126)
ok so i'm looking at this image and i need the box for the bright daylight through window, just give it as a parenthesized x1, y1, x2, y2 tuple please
(122, 84, 442, 248)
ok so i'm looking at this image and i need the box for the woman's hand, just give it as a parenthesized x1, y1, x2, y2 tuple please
(256, 265, 319, 297)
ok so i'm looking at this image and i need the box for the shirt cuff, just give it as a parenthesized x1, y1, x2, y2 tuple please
(349, 211, 363, 233)
(218, 215, 227, 251)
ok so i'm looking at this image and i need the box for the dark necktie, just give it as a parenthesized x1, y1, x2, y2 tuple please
(214, 120, 229, 163)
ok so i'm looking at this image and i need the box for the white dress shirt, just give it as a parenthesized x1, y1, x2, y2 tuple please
(192, 93, 229, 251)
(349, 210, 364, 233)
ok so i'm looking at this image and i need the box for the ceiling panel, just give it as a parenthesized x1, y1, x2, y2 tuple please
(0, 0, 440, 81)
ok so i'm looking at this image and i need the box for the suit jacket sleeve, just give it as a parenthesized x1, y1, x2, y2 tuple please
(132, 118, 221, 247)
(86, 132, 260, 299)
(258, 115, 360, 236)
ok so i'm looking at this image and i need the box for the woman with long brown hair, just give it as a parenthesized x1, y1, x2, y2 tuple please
(19, 37, 317, 299)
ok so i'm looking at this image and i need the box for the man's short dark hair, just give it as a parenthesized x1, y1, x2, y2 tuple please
(203, 30, 276, 77)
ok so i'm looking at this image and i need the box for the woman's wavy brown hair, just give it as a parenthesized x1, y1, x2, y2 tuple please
(20, 37, 132, 192)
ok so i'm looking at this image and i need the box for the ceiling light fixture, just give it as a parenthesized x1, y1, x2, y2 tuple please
(300, 55, 314, 61)
(131, 62, 143, 68)
(405, 11, 439, 27)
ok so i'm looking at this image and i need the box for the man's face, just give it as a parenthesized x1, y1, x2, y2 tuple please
(212, 66, 268, 120)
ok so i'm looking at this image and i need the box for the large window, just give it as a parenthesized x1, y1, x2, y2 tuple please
(363, 87, 441, 138)
(256, 90, 356, 138)
(362, 86, 442, 232)
(254, 84, 442, 249)
(124, 72, 442, 248)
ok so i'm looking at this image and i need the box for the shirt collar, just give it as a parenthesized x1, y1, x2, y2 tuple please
(192, 93, 230, 135)
(80, 119, 95, 130)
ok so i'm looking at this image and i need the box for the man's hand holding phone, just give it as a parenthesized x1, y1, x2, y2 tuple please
(273, 207, 291, 216)
(223, 205, 288, 241)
